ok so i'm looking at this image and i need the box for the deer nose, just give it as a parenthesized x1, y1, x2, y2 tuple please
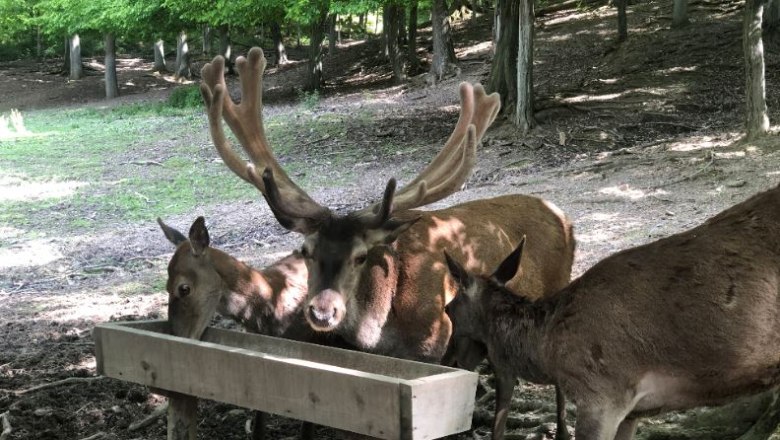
(306, 289, 346, 331)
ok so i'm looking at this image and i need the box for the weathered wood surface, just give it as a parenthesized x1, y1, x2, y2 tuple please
(94, 320, 477, 440)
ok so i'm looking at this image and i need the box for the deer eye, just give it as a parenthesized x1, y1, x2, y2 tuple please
(178, 284, 191, 297)
(353, 254, 367, 265)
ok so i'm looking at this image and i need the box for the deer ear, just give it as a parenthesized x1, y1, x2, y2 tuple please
(365, 216, 421, 246)
(188, 217, 210, 256)
(157, 218, 187, 246)
(444, 251, 471, 288)
(491, 236, 525, 285)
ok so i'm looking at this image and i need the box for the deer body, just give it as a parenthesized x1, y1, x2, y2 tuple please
(445, 184, 780, 440)
(326, 194, 576, 362)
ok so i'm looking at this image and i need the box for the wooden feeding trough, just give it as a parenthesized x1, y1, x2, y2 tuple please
(93, 320, 478, 440)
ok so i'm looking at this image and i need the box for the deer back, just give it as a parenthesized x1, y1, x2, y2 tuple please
(540, 184, 780, 410)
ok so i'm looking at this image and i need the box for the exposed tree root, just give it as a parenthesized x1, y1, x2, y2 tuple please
(15, 376, 104, 396)
(0, 412, 11, 440)
(77, 432, 106, 440)
(128, 402, 169, 432)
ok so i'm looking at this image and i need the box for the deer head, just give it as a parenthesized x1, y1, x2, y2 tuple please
(158, 217, 222, 339)
(199, 47, 501, 333)
(158, 217, 309, 340)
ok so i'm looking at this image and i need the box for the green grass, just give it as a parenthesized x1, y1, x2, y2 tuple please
(0, 99, 396, 242)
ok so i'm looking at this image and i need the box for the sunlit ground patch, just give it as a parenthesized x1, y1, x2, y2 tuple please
(0, 238, 63, 269)
(0, 175, 88, 202)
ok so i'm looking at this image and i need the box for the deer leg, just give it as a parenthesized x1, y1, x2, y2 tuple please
(554, 386, 571, 440)
(492, 370, 515, 440)
(613, 417, 639, 440)
(299, 421, 315, 440)
(250, 411, 266, 440)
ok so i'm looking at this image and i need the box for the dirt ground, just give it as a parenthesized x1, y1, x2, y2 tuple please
(1, 0, 780, 439)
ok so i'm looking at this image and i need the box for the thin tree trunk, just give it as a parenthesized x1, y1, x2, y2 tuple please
(616, 0, 628, 42)
(271, 22, 288, 66)
(328, 13, 338, 56)
(358, 13, 366, 33)
(385, 4, 405, 83)
(153, 39, 167, 72)
(488, 0, 518, 112)
(381, 5, 389, 56)
(408, 1, 421, 73)
(672, 0, 689, 28)
(515, 0, 535, 133)
(307, 9, 329, 91)
(430, 0, 458, 82)
(63, 35, 70, 74)
(36, 26, 42, 59)
(398, 5, 407, 46)
(175, 31, 191, 79)
(765, 0, 780, 33)
(743, 0, 769, 139)
(104, 33, 119, 99)
(69, 34, 83, 80)
(202, 24, 211, 55)
(218, 25, 234, 74)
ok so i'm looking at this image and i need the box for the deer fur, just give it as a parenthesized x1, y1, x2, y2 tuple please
(308, 194, 576, 362)
(444, 184, 780, 440)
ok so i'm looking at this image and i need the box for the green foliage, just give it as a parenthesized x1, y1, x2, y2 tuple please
(168, 85, 204, 108)
(297, 89, 320, 110)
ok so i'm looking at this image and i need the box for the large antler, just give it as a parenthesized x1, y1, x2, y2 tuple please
(353, 82, 501, 224)
(200, 47, 330, 233)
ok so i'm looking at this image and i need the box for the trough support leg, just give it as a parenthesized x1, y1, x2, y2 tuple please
(168, 392, 197, 440)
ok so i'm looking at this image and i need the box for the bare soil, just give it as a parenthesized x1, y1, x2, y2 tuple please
(1, 1, 780, 439)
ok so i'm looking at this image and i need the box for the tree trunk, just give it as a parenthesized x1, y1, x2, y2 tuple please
(153, 39, 167, 72)
(488, 0, 518, 112)
(104, 33, 119, 99)
(36, 26, 42, 59)
(381, 5, 389, 56)
(271, 22, 288, 66)
(218, 25, 234, 74)
(672, 0, 689, 28)
(616, 0, 628, 42)
(430, 0, 458, 82)
(743, 0, 769, 139)
(515, 0, 535, 132)
(202, 24, 211, 55)
(385, 4, 406, 83)
(765, 0, 780, 33)
(176, 31, 191, 79)
(328, 14, 338, 56)
(69, 34, 83, 80)
(408, 1, 421, 73)
(307, 9, 329, 91)
(63, 35, 70, 74)
(358, 13, 366, 33)
(398, 5, 407, 46)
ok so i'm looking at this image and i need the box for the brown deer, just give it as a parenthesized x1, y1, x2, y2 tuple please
(444, 183, 780, 440)
(199, 46, 575, 361)
(198, 47, 576, 437)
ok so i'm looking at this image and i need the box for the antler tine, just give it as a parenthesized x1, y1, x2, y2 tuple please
(200, 47, 329, 233)
(355, 82, 500, 218)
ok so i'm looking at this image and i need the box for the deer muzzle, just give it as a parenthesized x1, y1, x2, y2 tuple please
(306, 289, 346, 331)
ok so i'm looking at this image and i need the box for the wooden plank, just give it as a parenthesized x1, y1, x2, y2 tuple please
(94, 321, 479, 439)
(167, 391, 197, 440)
(94, 323, 403, 438)
(201, 327, 446, 380)
(402, 371, 478, 440)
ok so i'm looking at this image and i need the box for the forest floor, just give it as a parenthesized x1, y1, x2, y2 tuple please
(1, 0, 780, 439)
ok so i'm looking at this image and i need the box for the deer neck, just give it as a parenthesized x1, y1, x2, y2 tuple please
(209, 249, 306, 336)
(485, 289, 560, 385)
